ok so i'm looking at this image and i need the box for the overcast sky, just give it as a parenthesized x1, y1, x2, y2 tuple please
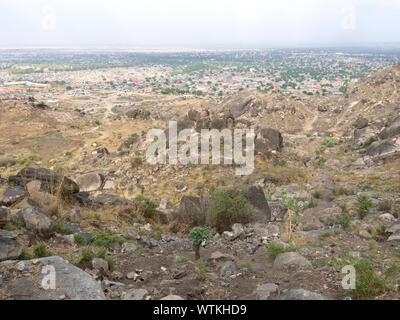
(1, 0, 400, 47)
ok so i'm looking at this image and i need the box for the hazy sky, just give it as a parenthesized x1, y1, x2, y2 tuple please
(1, 0, 400, 47)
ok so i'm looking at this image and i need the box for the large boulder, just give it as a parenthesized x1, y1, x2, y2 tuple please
(172, 195, 211, 227)
(241, 185, 271, 222)
(0, 206, 9, 228)
(0, 186, 25, 206)
(273, 252, 311, 271)
(366, 140, 396, 156)
(0, 229, 22, 261)
(379, 116, 400, 140)
(11, 204, 53, 238)
(255, 127, 283, 154)
(0, 256, 106, 300)
(172, 185, 271, 227)
(75, 172, 104, 192)
(9, 166, 79, 198)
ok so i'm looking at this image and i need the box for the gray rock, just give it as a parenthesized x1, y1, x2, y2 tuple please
(279, 289, 328, 300)
(366, 140, 396, 157)
(255, 283, 279, 300)
(273, 252, 311, 271)
(387, 230, 400, 241)
(13, 205, 53, 238)
(91, 258, 109, 272)
(0, 229, 22, 261)
(379, 116, 400, 140)
(75, 172, 104, 192)
(354, 116, 368, 129)
(8, 166, 79, 198)
(255, 127, 283, 153)
(0, 186, 25, 206)
(387, 221, 400, 233)
(269, 202, 288, 221)
(123, 288, 148, 300)
(2, 256, 105, 300)
(0, 206, 9, 227)
(160, 294, 184, 300)
(219, 261, 237, 278)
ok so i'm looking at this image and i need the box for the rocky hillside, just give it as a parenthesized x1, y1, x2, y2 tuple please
(1, 64, 400, 300)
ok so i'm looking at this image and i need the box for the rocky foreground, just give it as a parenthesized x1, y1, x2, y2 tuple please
(0, 64, 400, 300)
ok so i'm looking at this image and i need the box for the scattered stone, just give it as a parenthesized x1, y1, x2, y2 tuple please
(359, 229, 372, 239)
(387, 230, 400, 241)
(255, 283, 279, 300)
(160, 294, 184, 300)
(0, 229, 22, 261)
(123, 288, 148, 300)
(8, 166, 79, 198)
(75, 172, 104, 192)
(219, 261, 237, 278)
(273, 252, 311, 271)
(279, 289, 328, 300)
(91, 258, 109, 272)
(2, 256, 105, 299)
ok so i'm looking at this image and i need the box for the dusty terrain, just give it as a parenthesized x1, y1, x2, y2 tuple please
(0, 63, 400, 300)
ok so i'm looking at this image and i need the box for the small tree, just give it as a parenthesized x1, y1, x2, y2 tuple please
(188, 226, 211, 260)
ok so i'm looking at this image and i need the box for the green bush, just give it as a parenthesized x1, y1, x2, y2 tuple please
(34, 242, 53, 258)
(105, 256, 116, 272)
(80, 248, 93, 262)
(351, 259, 388, 299)
(267, 241, 296, 260)
(52, 220, 74, 235)
(188, 226, 211, 260)
(74, 233, 87, 245)
(174, 256, 189, 265)
(207, 187, 255, 233)
(91, 231, 125, 247)
(356, 195, 374, 219)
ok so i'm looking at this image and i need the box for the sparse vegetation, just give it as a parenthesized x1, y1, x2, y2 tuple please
(188, 226, 211, 260)
(91, 231, 125, 247)
(356, 195, 374, 219)
(207, 187, 255, 233)
(34, 242, 53, 258)
(267, 241, 296, 260)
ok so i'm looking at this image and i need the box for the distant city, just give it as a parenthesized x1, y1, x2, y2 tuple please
(1, 48, 399, 100)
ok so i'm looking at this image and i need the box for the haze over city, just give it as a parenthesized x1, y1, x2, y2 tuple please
(1, 0, 400, 47)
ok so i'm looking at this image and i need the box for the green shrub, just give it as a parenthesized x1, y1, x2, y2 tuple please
(135, 195, 158, 219)
(18, 247, 32, 260)
(74, 233, 86, 245)
(188, 226, 211, 260)
(195, 258, 207, 282)
(267, 241, 296, 260)
(207, 187, 255, 233)
(351, 259, 388, 299)
(131, 156, 143, 167)
(238, 261, 253, 272)
(377, 200, 392, 212)
(91, 231, 125, 247)
(52, 220, 74, 235)
(358, 181, 371, 191)
(356, 195, 373, 219)
(80, 248, 93, 262)
(174, 256, 189, 265)
(333, 187, 352, 197)
(34, 242, 53, 258)
(97, 247, 107, 259)
(105, 256, 116, 272)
